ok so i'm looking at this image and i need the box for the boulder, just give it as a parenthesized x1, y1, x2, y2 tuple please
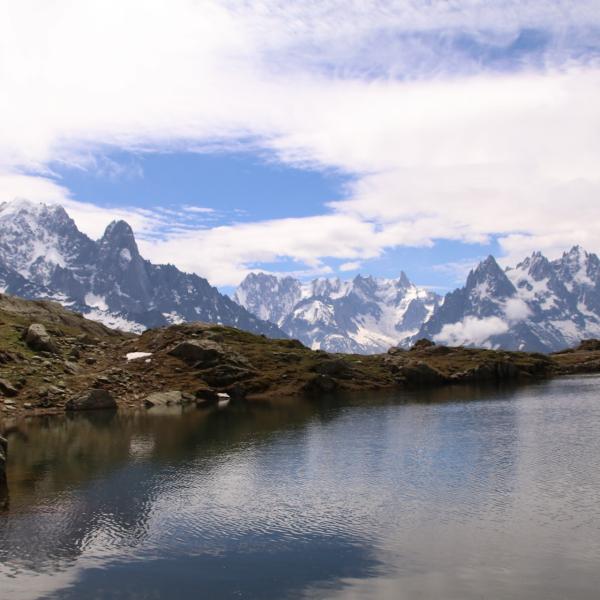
(201, 364, 254, 386)
(24, 323, 58, 354)
(452, 361, 521, 382)
(410, 338, 436, 352)
(397, 361, 446, 386)
(0, 350, 21, 364)
(65, 389, 117, 411)
(575, 339, 600, 352)
(144, 390, 183, 408)
(195, 387, 220, 405)
(0, 378, 18, 397)
(63, 361, 80, 375)
(313, 358, 353, 378)
(303, 374, 338, 394)
(169, 339, 225, 367)
(387, 347, 405, 356)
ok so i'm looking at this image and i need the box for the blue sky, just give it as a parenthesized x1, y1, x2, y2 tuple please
(51, 150, 498, 292)
(2, 1, 600, 291)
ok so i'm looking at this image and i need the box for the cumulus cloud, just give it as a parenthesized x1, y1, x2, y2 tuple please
(139, 214, 384, 286)
(2, 1, 600, 283)
(434, 316, 510, 348)
(504, 298, 532, 321)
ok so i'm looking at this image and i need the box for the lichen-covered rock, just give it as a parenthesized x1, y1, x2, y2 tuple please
(65, 389, 117, 411)
(24, 323, 58, 353)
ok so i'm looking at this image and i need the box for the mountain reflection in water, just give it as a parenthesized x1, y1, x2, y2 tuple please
(1, 378, 600, 600)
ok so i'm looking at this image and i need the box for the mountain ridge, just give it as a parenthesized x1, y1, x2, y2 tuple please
(417, 247, 600, 352)
(235, 247, 600, 353)
(234, 271, 441, 353)
(0, 200, 285, 338)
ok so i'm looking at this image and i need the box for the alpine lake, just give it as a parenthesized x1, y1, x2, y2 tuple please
(1, 375, 599, 599)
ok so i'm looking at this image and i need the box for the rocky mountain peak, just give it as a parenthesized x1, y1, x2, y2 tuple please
(465, 255, 515, 299)
(418, 247, 600, 353)
(235, 271, 440, 353)
(100, 220, 139, 252)
(397, 271, 411, 288)
(0, 200, 286, 338)
(96, 220, 143, 275)
(514, 251, 553, 280)
(553, 245, 599, 289)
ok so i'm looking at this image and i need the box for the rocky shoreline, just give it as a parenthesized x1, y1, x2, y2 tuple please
(1, 293, 600, 425)
(3, 292, 600, 493)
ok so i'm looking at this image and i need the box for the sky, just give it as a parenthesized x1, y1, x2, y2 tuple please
(2, 1, 600, 293)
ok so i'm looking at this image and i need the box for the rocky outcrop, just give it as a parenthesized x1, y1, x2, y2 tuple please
(1, 291, 600, 419)
(23, 323, 58, 353)
(303, 374, 338, 394)
(168, 339, 225, 367)
(144, 390, 183, 408)
(410, 338, 436, 352)
(396, 361, 447, 386)
(312, 358, 353, 378)
(65, 389, 117, 411)
(450, 361, 521, 382)
(562, 339, 600, 353)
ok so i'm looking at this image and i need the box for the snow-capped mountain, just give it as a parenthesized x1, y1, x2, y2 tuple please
(417, 247, 600, 352)
(0, 200, 285, 337)
(234, 272, 440, 353)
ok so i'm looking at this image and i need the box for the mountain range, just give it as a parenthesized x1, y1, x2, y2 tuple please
(234, 272, 440, 353)
(236, 247, 600, 353)
(418, 248, 600, 353)
(0, 200, 284, 338)
(2, 200, 600, 354)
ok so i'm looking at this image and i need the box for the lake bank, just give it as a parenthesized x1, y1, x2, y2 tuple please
(2, 294, 600, 423)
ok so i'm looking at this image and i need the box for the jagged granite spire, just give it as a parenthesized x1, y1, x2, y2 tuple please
(0, 200, 287, 337)
(235, 271, 440, 353)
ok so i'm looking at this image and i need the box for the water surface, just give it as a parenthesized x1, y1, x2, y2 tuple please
(1, 377, 600, 599)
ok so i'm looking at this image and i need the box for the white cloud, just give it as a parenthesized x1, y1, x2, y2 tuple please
(2, 1, 600, 282)
(504, 298, 532, 321)
(139, 214, 384, 286)
(340, 261, 362, 272)
(434, 316, 509, 347)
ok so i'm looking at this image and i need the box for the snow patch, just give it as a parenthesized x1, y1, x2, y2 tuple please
(162, 311, 184, 324)
(119, 247, 132, 269)
(126, 352, 152, 361)
(84, 308, 145, 333)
